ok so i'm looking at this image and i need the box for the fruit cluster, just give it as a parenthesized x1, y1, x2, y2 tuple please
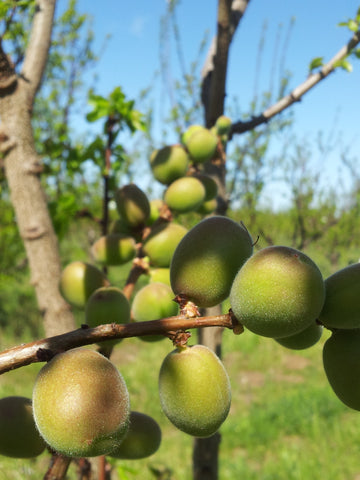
(2, 119, 360, 464)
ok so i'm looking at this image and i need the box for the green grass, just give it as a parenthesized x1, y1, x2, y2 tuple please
(2, 326, 360, 479)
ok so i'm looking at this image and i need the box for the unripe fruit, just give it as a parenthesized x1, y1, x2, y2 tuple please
(191, 173, 218, 201)
(109, 411, 161, 460)
(158, 344, 231, 437)
(215, 115, 232, 135)
(150, 145, 189, 185)
(196, 198, 218, 215)
(85, 286, 130, 345)
(323, 329, 360, 410)
(149, 267, 171, 286)
(230, 246, 325, 338)
(60, 261, 109, 308)
(186, 128, 218, 164)
(319, 263, 360, 329)
(170, 216, 253, 308)
(131, 282, 179, 342)
(142, 222, 188, 268)
(114, 184, 150, 228)
(164, 177, 206, 213)
(147, 199, 166, 226)
(33, 348, 130, 457)
(91, 234, 136, 266)
(275, 322, 323, 350)
(181, 124, 204, 146)
(0, 396, 46, 458)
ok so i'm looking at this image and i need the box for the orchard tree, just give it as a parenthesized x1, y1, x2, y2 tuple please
(1, 1, 360, 480)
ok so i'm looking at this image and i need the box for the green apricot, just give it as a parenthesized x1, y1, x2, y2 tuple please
(32, 348, 130, 457)
(0, 396, 46, 458)
(60, 261, 109, 308)
(164, 177, 206, 213)
(109, 411, 161, 460)
(181, 124, 204, 146)
(323, 329, 360, 410)
(275, 322, 323, 350)
(230, 246, 325, 338)
(150, 145, 189, 185)
(185, 128, 218, 164)
(147, 199, 166, 226)
(131, 282, 179, 342)
(149, 267, 171, 286)
(196, 197, 218, 215)
(191, 173, 218, 201)
(85, 287, 130, 345)
(215, 115, 232, 135)
(170, 216, 253, 308)
(158, 344, 231, 437)
(114, 184, 150, 228)
(319, 263, 360, 329)
(91, 234, 136, 266)
(142, 222, 188, 268)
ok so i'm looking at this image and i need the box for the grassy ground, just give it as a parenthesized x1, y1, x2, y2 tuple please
(1, 324, 360, 480)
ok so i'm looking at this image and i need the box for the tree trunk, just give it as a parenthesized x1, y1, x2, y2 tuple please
(0, 0, 75, 337)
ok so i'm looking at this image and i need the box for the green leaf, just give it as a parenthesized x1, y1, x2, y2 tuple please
(309, 57, 324, 72)
(333, 58, 353, 72)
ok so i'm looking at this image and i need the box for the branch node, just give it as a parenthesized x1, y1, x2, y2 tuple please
(36, 347, 54, 362)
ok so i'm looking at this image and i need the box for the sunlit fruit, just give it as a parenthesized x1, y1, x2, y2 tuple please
(150, 145, 189, 185)
(158, 344, 231, 437)
(0, 396, 46, 458)
(109, 411, 161, 460)
(170, 216, 253, 307)
(215, 115, 231, 135)
(131, 282, 179, 342)
(319, 263, 360, 329)
(164, 177, 206, 213)
(185, 128, 218, 164)
(181, 124, 204, 146)
(323, 329, 360, 410)
(60, 261, 109, 308)
(142, 222, 188, 268)
(114, 184, 150, 228)
(230, 246, 325, 338)
(32, 348, 130, 457)
(91, 234, 136, 266)
(149, 267, 171, 286)
(275, 322, 323, 350)
(147, 199, 166, 226)
(85, 286, 130, 345)
(197, 197, 218, 215)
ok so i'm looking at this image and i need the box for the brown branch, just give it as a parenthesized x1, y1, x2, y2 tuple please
(0, 313, 240, 375)
(21, 0, 57, 103)
(231, 27, 360, 136)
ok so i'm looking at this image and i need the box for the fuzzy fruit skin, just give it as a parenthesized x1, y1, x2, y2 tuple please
(323, 329, 360, 411)
(275, 322, 323, 350)
(150, 145, 189, 185)
(181, 124, 204, 146)
(142, 222, 188, 268)
(158, 344, 231, 437)
(109, 411, 161, 460)
(85, 287, 130, 345)
(91, 234, 136, 266)
(114, 184, 150, 228)
(319, 263, 360, 329)
(60, 261, 109, 308)
(149, 267, 171, 286)
(215, 115, 231, 135)
(185, 128, 218, 164)
(131, 282, 178, 342)
(164, 177, 206, 213)
(170, 216, 253, 308)
(147, 199, 166, 226)
(230, 246, 325, 338)
(32, 348, 130, 457)
(0, 396, 46, 458)
(191, 173, 218, 201)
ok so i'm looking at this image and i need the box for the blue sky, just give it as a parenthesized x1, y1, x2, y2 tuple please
(73, 0, 360, 208)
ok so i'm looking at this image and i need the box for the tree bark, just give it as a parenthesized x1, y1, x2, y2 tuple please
(0, 0, 75, 337)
